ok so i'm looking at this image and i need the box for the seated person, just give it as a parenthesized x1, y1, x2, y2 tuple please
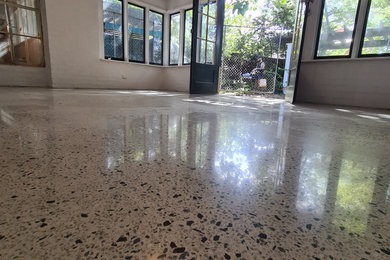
(242, 56, 265, 79)
(242, 56, 265, 89)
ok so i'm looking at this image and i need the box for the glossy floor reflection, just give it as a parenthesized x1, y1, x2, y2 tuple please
(0, 87, 389, 260)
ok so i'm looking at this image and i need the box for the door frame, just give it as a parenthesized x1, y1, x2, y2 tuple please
(189, 0, 225, 94)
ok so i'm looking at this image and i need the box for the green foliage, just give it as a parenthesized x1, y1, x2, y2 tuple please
(232, 0, 251, 16)
(361, 0, 390, 54)
(223, 0, 296, 61)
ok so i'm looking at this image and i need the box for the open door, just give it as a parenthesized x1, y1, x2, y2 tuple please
(190, 0, 225, 94)
(285, 0, 310, 103)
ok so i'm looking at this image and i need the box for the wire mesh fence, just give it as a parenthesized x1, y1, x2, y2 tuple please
(220, 25, 289, 95)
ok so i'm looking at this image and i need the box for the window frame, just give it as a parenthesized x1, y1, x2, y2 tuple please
(358, 0, 390, 58)
(314, 0, 362, 59)
(182, 8, 192, 65)
(0, 0, 45, 67)
(148, 9, 164, 66)
(169, 12, 180, 66)
(127, 2, 146, 63)
(103, 0, 124, 61)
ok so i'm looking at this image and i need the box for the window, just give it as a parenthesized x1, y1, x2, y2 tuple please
(315, 0, 360, 58)
(0, 0, 44, 66)
(196, 1, 217, 64)
(169, 13, 180, 65)
(103, 0, 123, 60)
(149, 10, 163, 65)
(128, 3, 144, 62)
(183, 9, 192, 64)
(360, 0, 390, 56)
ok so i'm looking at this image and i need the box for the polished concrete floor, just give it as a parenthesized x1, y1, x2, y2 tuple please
(0, 87, 389, 260)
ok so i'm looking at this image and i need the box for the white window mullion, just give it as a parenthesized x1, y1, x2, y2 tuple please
(123, 1, 129, 62)
(145, 7, 150, 64)
(351, 0, 369, 58)
(163, 13, 169, 66)
(178, 9, 185, 66)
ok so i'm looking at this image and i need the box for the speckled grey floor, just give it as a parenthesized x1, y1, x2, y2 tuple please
(0, 87, 389, 260)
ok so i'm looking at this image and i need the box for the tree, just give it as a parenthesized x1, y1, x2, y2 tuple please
(223, 0, 296, 60)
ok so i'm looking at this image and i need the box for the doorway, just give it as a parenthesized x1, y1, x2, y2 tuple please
(189, 0, 308, 100)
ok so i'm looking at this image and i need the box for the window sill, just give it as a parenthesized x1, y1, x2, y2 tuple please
(165, 65, 191, 68)
(100, 59, 163, 67)
(100, 59, 191, 68)
(302, 56, 390, 63)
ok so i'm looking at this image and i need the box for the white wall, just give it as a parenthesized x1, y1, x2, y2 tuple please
(164, 66, 190, 92)
(167, 0, 192, 12)
(44, 0, 167, 90)
(296, 0, 390, 109)
(0, 0, 193, 92)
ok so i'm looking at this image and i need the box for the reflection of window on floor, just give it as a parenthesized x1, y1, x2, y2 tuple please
(0, 0, 44, 66)
(296, 153, 330, 216)
(333, 159, 376, 234)
(387, 185, 390, 202)
(123, 113, 286, 189)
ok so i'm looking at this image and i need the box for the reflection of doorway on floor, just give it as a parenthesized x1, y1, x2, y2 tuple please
(219, 0, 297, 99)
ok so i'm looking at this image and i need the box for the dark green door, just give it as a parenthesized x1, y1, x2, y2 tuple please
(190, 0, 225, 94)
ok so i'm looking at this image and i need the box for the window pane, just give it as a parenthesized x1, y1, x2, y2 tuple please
(0, 4, 8, 33)
(128, 3, 144, 62)
(361, 0, 390, 55)
(206, 42, 215, 64)
(8, 6, 40, 37)
(0, 33, 12, 64)
(103, 0, 123, 60)
(169, 13, 180, 65)
(316, 0, 359, 57)
(0, 1, 44, 67)
(208, 17, 216, 42)
(183, 9, 192, 64)
(209, 0, 217, 18)
(200, 13, 207, 39)
(149, 10, 163, 64)
(7, 0, 38, 8)
(12, 35, 43, 66)
(197, 39, 206, 63)
(199, 1, 208, 14)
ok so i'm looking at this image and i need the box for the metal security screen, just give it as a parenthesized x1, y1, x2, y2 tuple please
(169, 13, 180, 65)
(220, 25, 288, 94)
(128, 3, 144, 62)
(149, 10, 163, 65)
(103, 0, 123, 60)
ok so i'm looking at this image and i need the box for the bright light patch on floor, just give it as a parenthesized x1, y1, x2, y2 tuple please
(358, 115, 380, 120)
(378, 114, 390, 120)
(336, 109, 352, 113)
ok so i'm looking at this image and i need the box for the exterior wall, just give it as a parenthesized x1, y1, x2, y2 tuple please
(296, 0, 390, 109)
